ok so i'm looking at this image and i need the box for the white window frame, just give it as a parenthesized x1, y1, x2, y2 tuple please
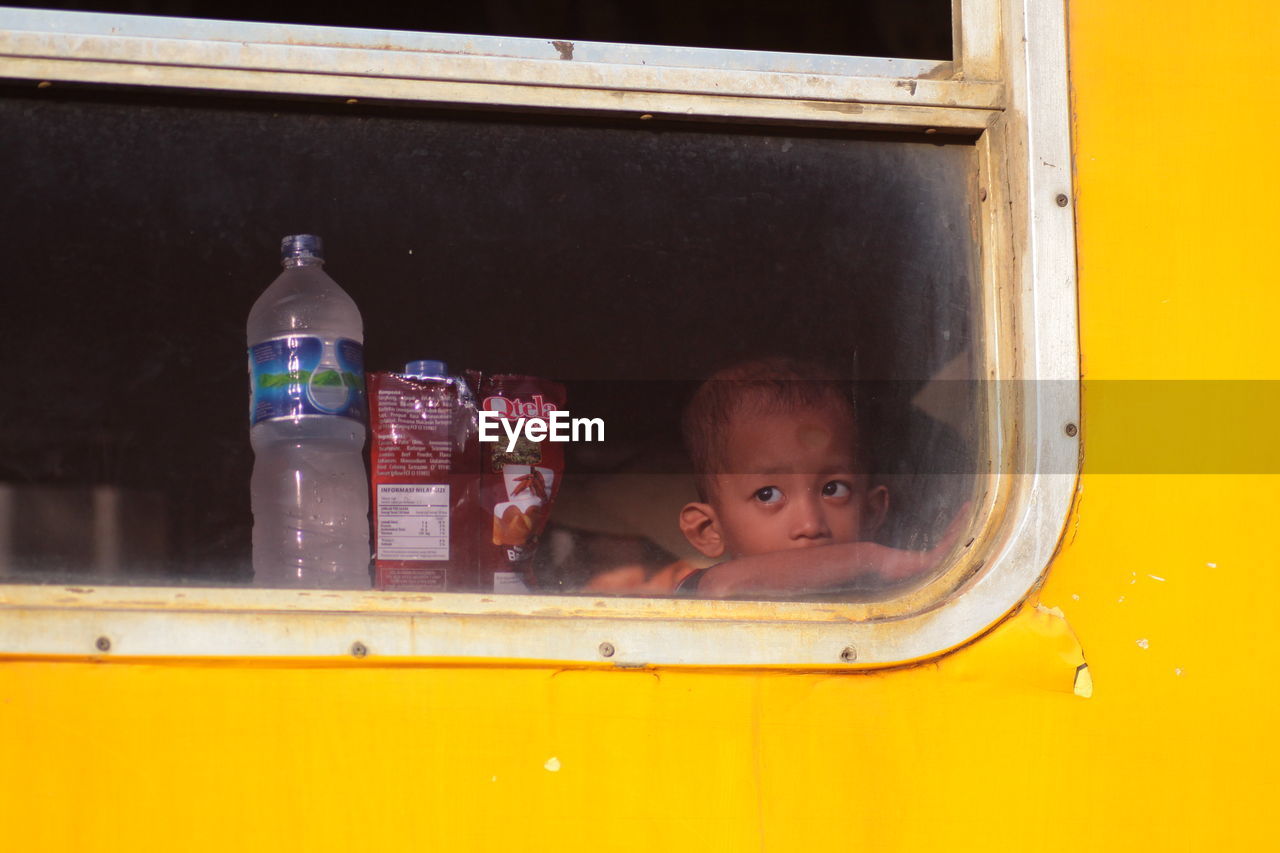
(0, 0, 1079, 667)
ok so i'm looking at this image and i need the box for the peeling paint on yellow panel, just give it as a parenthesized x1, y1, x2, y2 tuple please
(1074, 663, 1094, 699)
(941, 603, 1089, 696)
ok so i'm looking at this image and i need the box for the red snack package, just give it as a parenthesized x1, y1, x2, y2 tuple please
(467, 371, 567, 593)
(369, 362, 480, 591)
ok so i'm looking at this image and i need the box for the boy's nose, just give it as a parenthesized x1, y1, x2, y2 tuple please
(791, 497, 831, 541)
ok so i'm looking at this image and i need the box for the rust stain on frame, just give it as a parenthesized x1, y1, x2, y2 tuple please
(803, 101, 866, 114)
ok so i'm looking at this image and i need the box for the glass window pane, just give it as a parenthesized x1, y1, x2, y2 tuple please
(0, 85, 979, 600)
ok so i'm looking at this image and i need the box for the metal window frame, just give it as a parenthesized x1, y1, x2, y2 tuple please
(0, 0, 1079, 668)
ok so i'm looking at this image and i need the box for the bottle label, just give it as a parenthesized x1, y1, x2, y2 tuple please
(248, 335, 366, 425)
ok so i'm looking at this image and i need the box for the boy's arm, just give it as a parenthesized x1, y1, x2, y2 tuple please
(694, 510, 969, 599)
(583, 560, 703, 595)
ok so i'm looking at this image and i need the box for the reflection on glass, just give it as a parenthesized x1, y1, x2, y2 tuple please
(0, 85, 978, 600)
(537, 369, 977, 601)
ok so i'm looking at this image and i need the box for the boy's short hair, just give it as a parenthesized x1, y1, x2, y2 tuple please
(682, 357, 859, 502)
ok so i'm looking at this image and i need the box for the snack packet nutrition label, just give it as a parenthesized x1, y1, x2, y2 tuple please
(375, 484, 450, 561)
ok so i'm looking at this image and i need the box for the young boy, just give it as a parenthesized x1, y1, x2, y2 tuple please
(581, 357, 960, 597)
(672, 357, 957, 598)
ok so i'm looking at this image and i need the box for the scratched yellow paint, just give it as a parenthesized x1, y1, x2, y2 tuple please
(3, 1, 1280, 850)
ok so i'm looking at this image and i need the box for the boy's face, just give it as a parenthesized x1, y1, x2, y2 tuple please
(682, 404, 887, 560)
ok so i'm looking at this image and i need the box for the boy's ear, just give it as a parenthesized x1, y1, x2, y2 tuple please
(679, 502, 726, 559)
(864, 484, 889, 536)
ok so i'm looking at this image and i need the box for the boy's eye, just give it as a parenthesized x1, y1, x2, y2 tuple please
(822, 480, 852, 498)
(753, 486, 782, 504)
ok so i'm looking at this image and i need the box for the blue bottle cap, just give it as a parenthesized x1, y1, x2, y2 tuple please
(404, 360, 449, 378)
(281, 234, 324, 263)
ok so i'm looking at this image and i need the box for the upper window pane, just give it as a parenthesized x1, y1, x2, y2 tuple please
(11, 1, 953, 60)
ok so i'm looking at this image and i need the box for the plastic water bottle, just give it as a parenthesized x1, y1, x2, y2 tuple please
(247, 235, 370, 587)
